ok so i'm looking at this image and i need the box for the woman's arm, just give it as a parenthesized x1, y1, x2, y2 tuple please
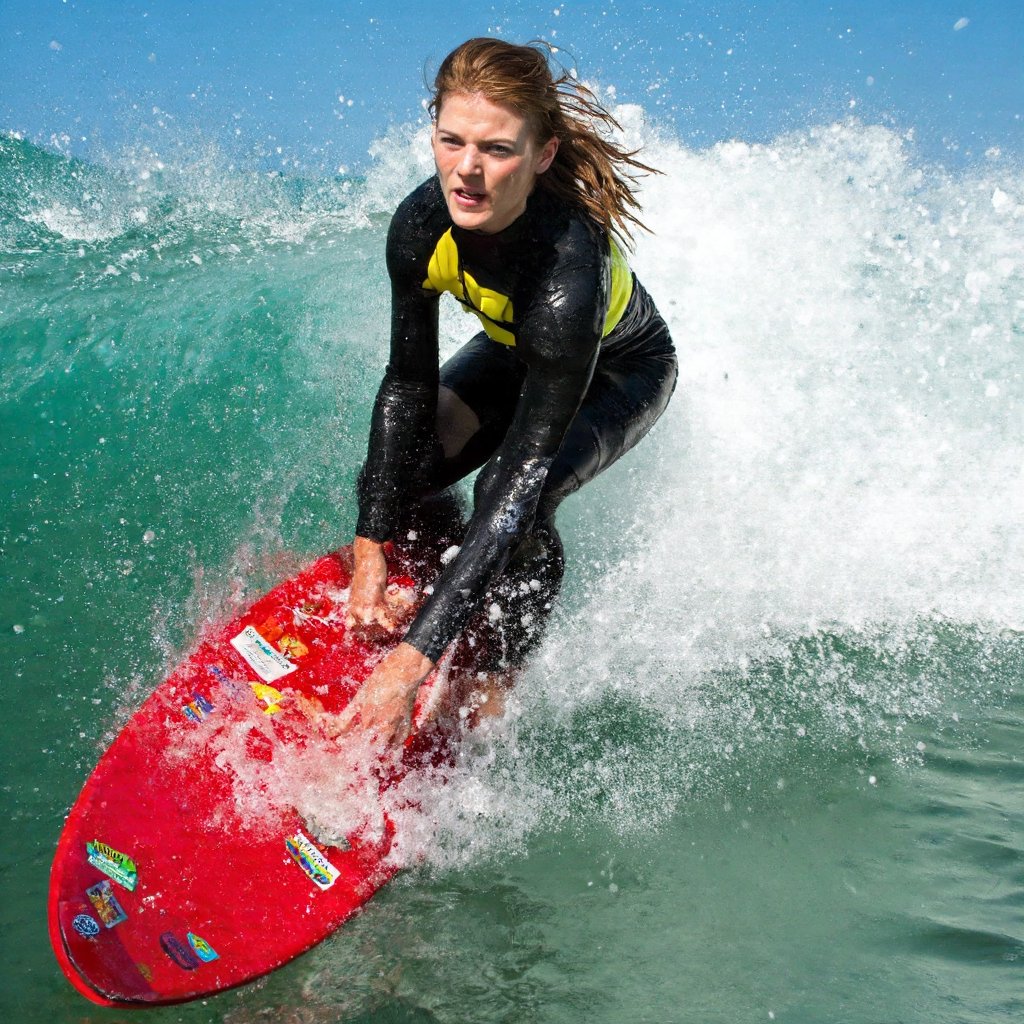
(403, 224, 610, 661)
(348, 184, 444, 636)
(346, 536, 416, 637)
(401, 348, 597, 660)
(354, 196, 442, 543)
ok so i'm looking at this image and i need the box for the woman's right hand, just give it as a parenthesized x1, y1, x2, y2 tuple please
(346, 536, 414, 640)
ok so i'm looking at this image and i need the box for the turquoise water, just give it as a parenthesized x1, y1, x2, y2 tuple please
(1, 120, 1022, 1022)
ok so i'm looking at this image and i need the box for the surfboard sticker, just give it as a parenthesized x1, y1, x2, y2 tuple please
(86, 879, 128, 928)
(285, 832, 340, 891)
(85, 840, 138, 891)
(231, 625, 299, 683)
(249, 681, 287, 714)
(72, 914, 100, 938)
(182, 692, 215, 724)
(160, 932, 201, 971)
(187, 933, 219, 962)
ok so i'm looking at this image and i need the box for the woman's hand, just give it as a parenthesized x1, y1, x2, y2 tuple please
(335, 642, 435, 746)
(346, 536, 414, 640)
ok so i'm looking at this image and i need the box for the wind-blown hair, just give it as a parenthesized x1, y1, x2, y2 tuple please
(429, 37, 657, 246)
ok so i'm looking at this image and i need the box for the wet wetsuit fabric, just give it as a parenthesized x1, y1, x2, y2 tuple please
(357, 176, 677, 664)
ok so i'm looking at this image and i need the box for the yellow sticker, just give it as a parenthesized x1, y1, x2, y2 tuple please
(249, 681, 286, 714)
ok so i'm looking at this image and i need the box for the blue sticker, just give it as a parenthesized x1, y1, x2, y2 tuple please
(183, 691, 215, 723)
(160, 932, 200, 971)
(187, 932, 219, 962)
(72, 914, 100, 938)
(208, 664, 242, 696)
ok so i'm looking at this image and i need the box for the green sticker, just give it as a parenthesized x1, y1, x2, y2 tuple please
(86, 840, 138, 891)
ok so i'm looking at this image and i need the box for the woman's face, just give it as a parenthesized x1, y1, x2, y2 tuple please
(432, 91, 559, 234)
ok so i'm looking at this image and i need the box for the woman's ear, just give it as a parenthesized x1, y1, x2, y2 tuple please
(536, 136, 560, 174)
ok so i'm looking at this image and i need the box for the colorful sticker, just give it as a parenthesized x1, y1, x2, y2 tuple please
(86, 879, 128, 928)
(182, 691, 215, 724)
(285, 831, 339, 891)
(298, 597, 330, 618)
(231, 625, 298, 683)
(86, 840, 138, 891)
(256, 615, 286, 644)
(249, 681, 286, 714)
(187, 932, 219, 962)
(256, 614, 311, 660)
(160, 932, 200, 970)
(72, 914, 100, 938)
(277, 633, 309, 659)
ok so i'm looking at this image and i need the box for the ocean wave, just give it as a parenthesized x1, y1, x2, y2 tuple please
(4, 114, 1022, 868)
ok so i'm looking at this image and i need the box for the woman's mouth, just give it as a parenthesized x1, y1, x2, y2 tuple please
(453, 187, 487, 208)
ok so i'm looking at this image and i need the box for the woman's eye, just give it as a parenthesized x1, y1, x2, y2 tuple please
(490, 146, 512, 157)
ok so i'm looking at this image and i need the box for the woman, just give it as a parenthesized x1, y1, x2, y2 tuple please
(340, 38, 677, 745)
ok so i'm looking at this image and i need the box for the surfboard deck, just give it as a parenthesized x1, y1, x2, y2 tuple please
(48, 535, 465, 1006)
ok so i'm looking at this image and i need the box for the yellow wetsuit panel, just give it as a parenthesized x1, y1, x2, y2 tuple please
(423, 229, 633, 347)
(604, 238, 633, 337)
(423, 230, 516, 345)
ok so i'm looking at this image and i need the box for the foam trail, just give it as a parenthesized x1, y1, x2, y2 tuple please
(558, 117, 1023, 683)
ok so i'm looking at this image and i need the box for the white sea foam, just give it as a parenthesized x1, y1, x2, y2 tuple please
(589, 119, 1023, 660)
(22, 201, 127, 242)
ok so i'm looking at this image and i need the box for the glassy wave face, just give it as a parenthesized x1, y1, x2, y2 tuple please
(2, 118, 1022, 1023)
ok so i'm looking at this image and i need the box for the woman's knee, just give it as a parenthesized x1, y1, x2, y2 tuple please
(436, 385, 481, 460)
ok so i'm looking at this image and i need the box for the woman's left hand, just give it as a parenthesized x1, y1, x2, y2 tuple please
(335, 642, 435, 747)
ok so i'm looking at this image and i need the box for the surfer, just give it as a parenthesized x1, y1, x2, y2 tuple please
(340, 38, 677, 744)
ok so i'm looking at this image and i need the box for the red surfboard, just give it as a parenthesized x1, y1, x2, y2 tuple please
(49, 534, 470, 1006)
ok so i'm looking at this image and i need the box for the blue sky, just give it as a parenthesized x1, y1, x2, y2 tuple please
(1, 1, 1021, 171)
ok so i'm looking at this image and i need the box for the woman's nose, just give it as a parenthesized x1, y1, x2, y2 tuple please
(457, 146, 481, 176)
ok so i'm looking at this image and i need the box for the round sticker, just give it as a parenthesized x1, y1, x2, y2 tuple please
(72, 914, 101, 938)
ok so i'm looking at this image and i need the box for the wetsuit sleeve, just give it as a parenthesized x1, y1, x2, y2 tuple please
(355, 193, 441, 541)
(403, 230, 609, 661)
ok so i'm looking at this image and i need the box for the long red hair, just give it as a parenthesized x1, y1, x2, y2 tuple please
(430, 37, 657, 246)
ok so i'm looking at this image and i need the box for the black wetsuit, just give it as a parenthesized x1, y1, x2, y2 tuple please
(357, 176, 676, 667)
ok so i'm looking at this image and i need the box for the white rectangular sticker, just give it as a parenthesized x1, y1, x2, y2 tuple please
(230, 625, 298, 683)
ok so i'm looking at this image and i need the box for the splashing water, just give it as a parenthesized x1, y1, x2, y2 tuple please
(2, 112, 1022, 1022)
